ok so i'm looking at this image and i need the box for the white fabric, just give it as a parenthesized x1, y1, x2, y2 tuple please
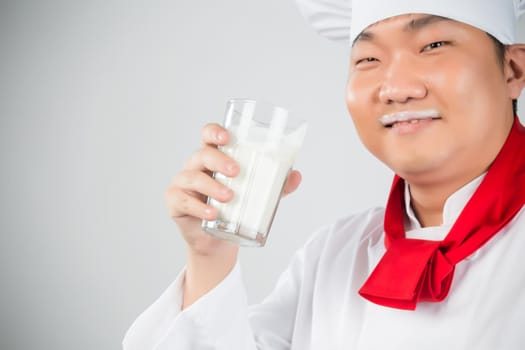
(516, 0, 525, 18)
(295, 0, 524, 44)
(123, 176, 525, 349)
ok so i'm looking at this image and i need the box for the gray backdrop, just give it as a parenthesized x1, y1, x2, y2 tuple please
(1, 1, 524, 349)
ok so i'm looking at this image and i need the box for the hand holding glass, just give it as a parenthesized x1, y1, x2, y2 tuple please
(202, 99, 307, 247)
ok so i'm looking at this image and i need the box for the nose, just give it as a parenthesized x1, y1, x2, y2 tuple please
(378, 54, 428, 104)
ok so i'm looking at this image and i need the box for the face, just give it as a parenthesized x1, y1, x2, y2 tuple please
(346, 14, 516, 185)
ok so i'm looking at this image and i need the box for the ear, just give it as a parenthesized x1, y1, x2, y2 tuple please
(504, 44, 525, 100)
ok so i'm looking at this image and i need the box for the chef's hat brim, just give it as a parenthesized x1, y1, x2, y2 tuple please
(295, 0, 525, 45)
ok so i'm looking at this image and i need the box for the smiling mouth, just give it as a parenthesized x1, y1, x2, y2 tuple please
(379, 110, 442, 128)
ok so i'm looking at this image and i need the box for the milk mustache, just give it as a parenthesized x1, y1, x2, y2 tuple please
(203, 107, 307, 246)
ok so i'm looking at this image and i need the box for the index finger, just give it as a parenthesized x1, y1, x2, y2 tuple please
(201, 123, 231, 147)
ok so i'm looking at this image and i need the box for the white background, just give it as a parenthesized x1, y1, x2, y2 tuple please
(1, 1, 524, 349)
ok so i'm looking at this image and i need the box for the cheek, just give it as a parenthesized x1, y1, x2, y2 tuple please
(345, 79, 383, 154)
(430, 58, 502, 116)
(436, 63, 474, 97)
(345, 78, 360, 116)
(345, 78, 374, 127)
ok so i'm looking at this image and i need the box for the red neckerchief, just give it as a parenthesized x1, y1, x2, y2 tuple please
(359, 117, 525, 310)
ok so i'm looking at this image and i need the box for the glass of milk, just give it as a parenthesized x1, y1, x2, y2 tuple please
(201, 99, 307, 247)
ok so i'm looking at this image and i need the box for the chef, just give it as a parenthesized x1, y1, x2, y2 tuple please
(123, 0, 525, 348)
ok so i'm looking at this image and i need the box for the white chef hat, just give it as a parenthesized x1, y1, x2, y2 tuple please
(296, 0, 525, 45)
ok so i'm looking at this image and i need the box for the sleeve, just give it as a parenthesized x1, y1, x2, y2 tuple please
(122, 231, 327, 350)
(122, 261, 258, 350)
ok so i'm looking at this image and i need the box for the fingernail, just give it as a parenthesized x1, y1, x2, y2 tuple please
(221, 187, 233, 197)
(216, 131, 225, 142)
(227, 163, 238, 173)
(204, 207, 213, 217)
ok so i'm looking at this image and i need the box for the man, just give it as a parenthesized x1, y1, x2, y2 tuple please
(123, 0, 525, 348)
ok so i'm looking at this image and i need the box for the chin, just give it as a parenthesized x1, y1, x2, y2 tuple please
(386, 157, 447, 179)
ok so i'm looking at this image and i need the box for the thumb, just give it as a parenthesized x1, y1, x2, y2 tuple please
(282, 170, 302, 197)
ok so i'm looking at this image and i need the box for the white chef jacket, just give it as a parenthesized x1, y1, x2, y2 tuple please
(123, 176, 525, 349)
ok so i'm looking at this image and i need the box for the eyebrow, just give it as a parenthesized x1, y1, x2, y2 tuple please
(352, 15, 451, 47)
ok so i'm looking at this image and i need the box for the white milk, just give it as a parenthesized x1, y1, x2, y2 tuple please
(206, 123, 307, 243)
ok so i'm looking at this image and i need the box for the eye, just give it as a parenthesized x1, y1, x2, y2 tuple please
(422, 41, 450, 52)
(355, 57, 379, 65)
